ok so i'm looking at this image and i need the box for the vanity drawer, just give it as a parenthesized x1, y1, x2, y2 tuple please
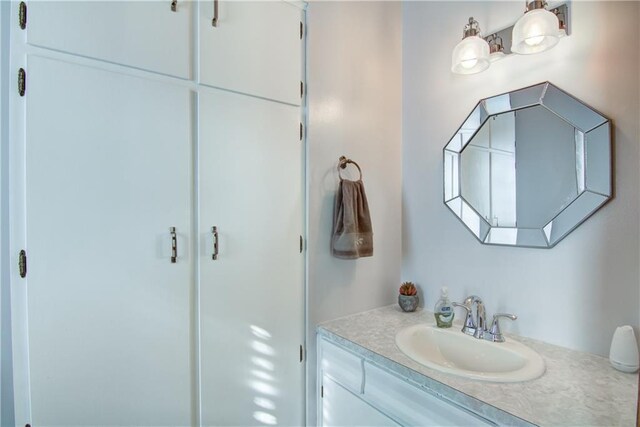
(364, 362, 494, 426)
(322, 375, 398, 427)
(320, 339, 364, 394)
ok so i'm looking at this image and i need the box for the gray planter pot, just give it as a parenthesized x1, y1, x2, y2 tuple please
(398, 294, 419, 312)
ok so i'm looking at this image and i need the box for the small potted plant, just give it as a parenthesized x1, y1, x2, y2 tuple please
(398, 282, 419, 312)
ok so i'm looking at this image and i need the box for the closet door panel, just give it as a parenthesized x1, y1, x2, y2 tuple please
(199, 0, 302, 105)
(25, 56, 193, 426)
(199, 88, 304, 426)
(27, 1, 191, 78)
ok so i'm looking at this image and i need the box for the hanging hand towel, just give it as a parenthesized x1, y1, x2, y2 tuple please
(332, 178, 373, 259)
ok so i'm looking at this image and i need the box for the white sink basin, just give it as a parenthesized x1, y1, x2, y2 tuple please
(395, 324, 545, 382)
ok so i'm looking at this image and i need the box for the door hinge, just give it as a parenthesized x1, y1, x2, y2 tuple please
(18, 68, 26, 97)
(300, 81, 304, 99)
(321, 385, 324, 398)
(299, 122, 303, 141)
(170, 0, 177, 12)
(19, 2, 27, 30)
(19, 250, 27, 278)
(300, 21, 303, 39)
(299, 235, 304, 253)
(299, 344, 304, 362)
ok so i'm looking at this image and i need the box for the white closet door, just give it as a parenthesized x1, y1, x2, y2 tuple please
(24, 56, 193, 426)
(26, 1, 192, 78)
(199, 87, 304, 426)
(199, 0, 303, 105)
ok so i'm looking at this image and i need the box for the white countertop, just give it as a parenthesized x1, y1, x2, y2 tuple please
(318, 305, 638, 426)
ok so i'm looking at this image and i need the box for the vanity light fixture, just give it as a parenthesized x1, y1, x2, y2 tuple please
(486, 34, 506, 62)
(451, 17, 490, 75)
(512, 0, 562, 54)
(451, 3, 570, 75)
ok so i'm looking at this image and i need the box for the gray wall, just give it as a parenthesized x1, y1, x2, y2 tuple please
(306, 2, 402, 424)
(403, 1, 639, 356)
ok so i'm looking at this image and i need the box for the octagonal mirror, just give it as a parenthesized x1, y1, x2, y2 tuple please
(443, 82, 612, 248)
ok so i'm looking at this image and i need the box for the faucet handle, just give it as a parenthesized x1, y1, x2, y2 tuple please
(452, 301, 476, 336)
(488, 313, 517, 343)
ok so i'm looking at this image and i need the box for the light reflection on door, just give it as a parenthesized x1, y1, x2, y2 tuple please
(250, 325, 278, 425)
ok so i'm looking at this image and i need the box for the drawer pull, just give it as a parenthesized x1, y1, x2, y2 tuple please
(212, 0, 219, 27)
(170, 227, 177, 263)
(212, 226, 219, 260)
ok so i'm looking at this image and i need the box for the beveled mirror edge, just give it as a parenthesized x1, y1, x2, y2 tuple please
(444, 82, 551, 154)
(540, 83, 610, 133)
(446, 191, 612, 249)
(444, 196, 490, 245)
(543, 191, 610, 248)
(444, 102, 487, 154)
(584, 121, 613, 197)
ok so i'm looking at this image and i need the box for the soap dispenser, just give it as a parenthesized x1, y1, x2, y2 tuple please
(434, 287, 454, 328)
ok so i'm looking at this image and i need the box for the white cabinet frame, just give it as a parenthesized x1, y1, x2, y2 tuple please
(5, 1, 308, 425)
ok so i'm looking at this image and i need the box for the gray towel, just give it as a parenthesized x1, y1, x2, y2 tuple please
(332, 179, 373, 259)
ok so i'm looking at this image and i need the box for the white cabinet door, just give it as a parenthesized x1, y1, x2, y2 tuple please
(199, 1, 303, 105)
(26, 1, 192, 78)
(199, 87, 304, 426)
(24, 56, 193, 426)
(322, 375, 398, 427)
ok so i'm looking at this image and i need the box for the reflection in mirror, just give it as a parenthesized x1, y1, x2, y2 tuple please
(443, 82, 612, 248)
(460, 111, 516, 227)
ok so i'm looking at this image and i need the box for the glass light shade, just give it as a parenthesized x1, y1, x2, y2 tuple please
(512, 8, 560, 54)
(451, 36, 490, 75)
(490, 51, 506, 62)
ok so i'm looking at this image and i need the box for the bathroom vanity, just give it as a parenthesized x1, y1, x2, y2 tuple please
(317, 306, 638, 426)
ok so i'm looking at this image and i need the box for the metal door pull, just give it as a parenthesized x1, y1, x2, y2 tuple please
(212, 0, 219, 27)
(212, 226, 219, 260)
(170, 227, 177, 263)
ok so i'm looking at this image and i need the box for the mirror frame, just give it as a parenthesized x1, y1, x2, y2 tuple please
(443, 82, 612, 248)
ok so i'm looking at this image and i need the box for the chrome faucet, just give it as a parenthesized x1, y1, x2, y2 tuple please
(453, 295, 517, 343)
(452, 296, 477, 336)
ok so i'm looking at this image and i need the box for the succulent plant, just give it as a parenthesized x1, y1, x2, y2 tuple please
(399, 282, 417, 296)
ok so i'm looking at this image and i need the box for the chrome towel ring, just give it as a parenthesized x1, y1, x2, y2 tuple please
(338, 156, 363, 180)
